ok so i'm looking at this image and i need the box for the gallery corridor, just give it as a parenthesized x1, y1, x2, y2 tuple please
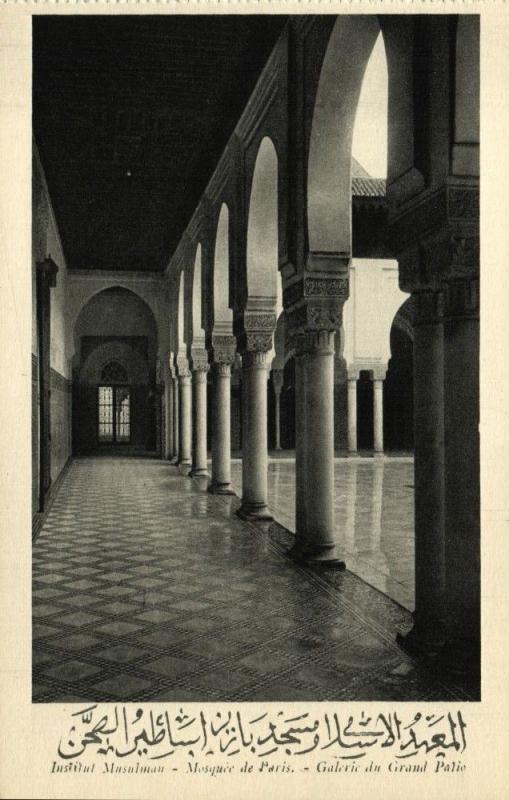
(32, 458, 475, 703)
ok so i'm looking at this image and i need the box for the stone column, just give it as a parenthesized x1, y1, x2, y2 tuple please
(397, 289, 446, 656)
(176, 356, 192, 468)
(209, 336, 236, 495)
(297, 330, 343, 564)
(237, 349, 273, 521)
(272, 368, 284, 451)
(291, 338, 308, 555)
(373, 370, 386, 456)
(347, 371, 358, 455)
(171, 372, 179, 462)
(441, 276, 480, 674)
(189, 350, 209, 477)
(163, 368, 174, 460)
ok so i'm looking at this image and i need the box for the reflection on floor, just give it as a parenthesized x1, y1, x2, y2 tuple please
(232, 457, 415, 611)
(32, 458, 475, 703)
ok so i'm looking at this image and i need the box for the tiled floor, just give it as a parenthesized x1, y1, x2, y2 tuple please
(32, 457, 477, 702)
(232, 456, 415, 610)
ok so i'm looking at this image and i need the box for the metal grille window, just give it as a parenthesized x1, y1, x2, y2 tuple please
(98, 380, 131, 444)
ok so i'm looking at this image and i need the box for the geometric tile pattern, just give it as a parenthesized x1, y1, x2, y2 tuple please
(232, 457, 415, 610)
(33, 457, 478, 703)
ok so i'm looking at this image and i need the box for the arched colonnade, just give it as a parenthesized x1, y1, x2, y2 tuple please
(161, 15, 479, 674)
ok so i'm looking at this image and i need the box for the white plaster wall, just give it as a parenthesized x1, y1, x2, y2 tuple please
(343, 258, 409, 373)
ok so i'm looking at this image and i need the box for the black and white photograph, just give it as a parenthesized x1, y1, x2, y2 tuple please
(30, 12, 480, 705)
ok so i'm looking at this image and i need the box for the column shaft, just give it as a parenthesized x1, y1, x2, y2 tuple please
(373, 378, 384, 454)
(398, 293, 446, 655)
(297, 331, 343, 565)
(293, 348, 308, 551)
(237, 352, 272, 521)
(178, 375, 192, 467)
(347, 377, 358, 454)
(190, 369, 208, 477)
(209, 363, 234, 494)
(172, 377, 179, 461)
(442, 281, 480, 673)
(274, 391, 282, 450)
(164, 377, 174, 460)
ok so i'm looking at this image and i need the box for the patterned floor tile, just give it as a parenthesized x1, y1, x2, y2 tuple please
(32, 457, 478, 702)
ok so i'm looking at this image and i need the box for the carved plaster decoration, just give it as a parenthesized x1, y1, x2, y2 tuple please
(191, 348, 209, 373)
(176, 355, 191, 378)
(211, 334, 237, 365)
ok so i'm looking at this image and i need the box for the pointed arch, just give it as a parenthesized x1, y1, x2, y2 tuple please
(177, 270, 185, 352)
(246, 136, 278, 309)
(307, 16, 380, 255)
(213, 203, 233, 335)
(191, 243, 205, 347)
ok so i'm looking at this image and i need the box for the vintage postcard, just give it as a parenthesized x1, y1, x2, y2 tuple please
(0, 0, 508, 798)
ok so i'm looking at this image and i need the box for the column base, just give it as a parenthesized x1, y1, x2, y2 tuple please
(290, 541, 346, 569)
(396, 619, 446, 658)
(188, 468, 210, 478)
(207, 482, 235, 496)
(373, 451, 385, 459)
(236, 502, 273, 522)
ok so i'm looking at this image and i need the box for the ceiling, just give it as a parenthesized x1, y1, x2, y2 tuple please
(33, 15, 287, 272)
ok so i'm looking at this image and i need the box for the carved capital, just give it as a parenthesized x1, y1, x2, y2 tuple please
(296, 329, 335, 357)
(191, 348, 209, 373)
(242, 350, 272, 370)
(176, 356, 191, 378)
(192, 369, 208, 384)
(212, 334, 237, 366)
(237, 311, 277, 355)
(214, 362, 232, 379)
(391, 183, 479, 295)
(283, 274, 349, 309)
(286, 300, 343, 337)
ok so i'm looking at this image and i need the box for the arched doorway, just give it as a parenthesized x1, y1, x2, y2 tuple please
(72, 286, 159, 455)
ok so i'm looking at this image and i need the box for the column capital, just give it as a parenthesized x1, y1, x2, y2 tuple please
(211, 334, 237, 366)
(295, 329, 335, 357)
(390, 182, 479, 296)
(284, 272, 349, 338)
(191, 348, 210, 373)
(236, 309, 277, 355)
(214, 362, 232, 378)
(242, 350, 272, 370)
(176, 354, 191, 378)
